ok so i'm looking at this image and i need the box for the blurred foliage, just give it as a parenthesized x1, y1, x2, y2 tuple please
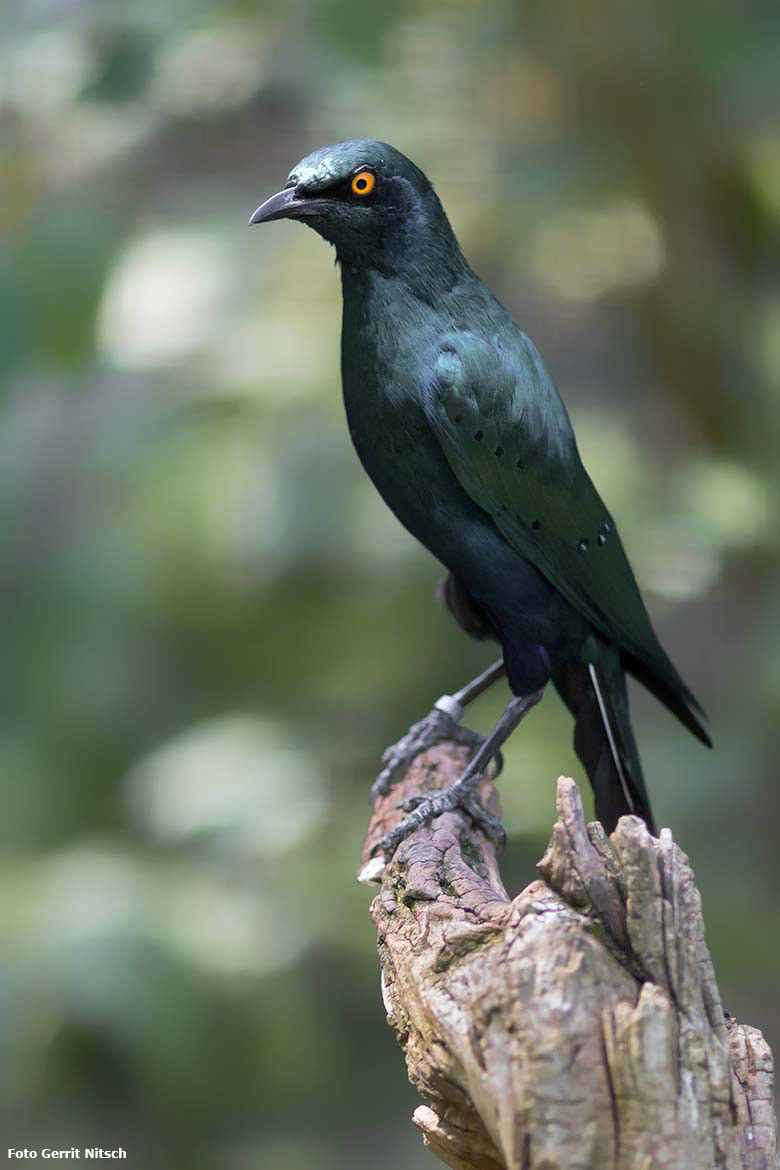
(0, 1, 779, 1166)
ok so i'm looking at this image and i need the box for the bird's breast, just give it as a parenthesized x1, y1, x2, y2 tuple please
(342, 357, 449, 535)
(338, 273, 513, 571)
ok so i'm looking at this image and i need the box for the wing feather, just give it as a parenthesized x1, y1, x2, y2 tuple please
(423, 330, 707, 730)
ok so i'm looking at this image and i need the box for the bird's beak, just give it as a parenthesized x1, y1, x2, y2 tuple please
(250, 185, 335, 226)
(248, 187, 302, 225)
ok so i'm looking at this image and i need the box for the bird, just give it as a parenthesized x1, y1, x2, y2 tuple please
(249, 139, 711, 855)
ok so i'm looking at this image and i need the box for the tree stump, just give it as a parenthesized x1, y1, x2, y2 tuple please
(358, 741, 778, 1170)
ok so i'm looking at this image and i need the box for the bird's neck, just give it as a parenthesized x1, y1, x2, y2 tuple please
(337, 194, 472, 306)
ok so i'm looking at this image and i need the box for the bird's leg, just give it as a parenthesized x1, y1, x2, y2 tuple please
(369, 659, 506, 803)
(373, 688, 544, 856)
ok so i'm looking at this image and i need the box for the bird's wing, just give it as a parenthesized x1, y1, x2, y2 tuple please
(422, 329, 703, 717)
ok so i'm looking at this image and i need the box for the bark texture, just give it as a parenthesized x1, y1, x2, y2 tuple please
(359, 741, 778, 1170)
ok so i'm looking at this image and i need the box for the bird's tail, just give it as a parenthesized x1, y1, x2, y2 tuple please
(552, 654, 656, 835)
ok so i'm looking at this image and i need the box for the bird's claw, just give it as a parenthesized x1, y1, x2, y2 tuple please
(372, 778, 506, 858)
(369, 708, 484, 803)
(401, 793, 426, 812)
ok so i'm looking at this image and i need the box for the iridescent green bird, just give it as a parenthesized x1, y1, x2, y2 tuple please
(250, 139, 710, 854)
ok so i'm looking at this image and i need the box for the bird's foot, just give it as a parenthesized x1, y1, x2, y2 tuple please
(369, 705, 487, 804)
(372, 772, 505, 857)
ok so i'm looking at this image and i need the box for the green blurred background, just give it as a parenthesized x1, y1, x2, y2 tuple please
(1, 2, 778, 1166)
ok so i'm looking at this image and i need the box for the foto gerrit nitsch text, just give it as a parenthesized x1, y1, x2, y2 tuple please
(8, 1151, 126, 1161)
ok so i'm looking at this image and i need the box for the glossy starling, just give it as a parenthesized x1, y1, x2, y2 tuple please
(250, 140, 710, 854)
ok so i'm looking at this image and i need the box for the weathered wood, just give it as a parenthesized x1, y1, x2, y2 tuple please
(359, 741, 778, 1170)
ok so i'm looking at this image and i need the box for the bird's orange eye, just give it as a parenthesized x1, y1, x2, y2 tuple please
(351, 170, 375, 197)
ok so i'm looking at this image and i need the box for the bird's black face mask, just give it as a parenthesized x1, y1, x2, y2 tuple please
(249, 139, 436, 270)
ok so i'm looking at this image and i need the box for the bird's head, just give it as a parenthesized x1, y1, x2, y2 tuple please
(249, 139, 457, 273)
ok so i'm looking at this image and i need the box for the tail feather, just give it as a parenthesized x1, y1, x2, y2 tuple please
(623, 651, 712, 748)
(552, 657, 657, 835)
